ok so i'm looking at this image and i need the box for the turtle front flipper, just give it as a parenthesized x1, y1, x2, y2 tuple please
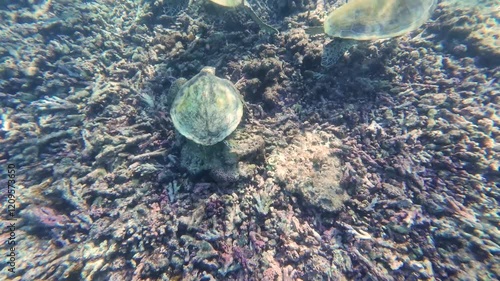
(321, 39, 357, 68)
(305, 26, 324, 36)
(165, 78, 188, 109)
(242, 2, 278, 34)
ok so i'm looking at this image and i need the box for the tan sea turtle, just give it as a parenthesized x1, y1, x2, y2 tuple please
(169, 67, 244, 146)
(309, 0, 437, 67)
(209, 0, 278, 34)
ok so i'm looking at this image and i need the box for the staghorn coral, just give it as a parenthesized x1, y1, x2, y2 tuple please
(432, 0, 500, 65)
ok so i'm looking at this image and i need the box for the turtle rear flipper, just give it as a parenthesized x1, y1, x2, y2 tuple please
(242, 2, 278, 34)
(209, 0, 278, 34)
(321, 39, 357, 68)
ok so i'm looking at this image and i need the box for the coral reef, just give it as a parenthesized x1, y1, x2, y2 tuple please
(268, 131, 349, 212)
(434, 0, 500, 65)
(180, 128, 265, 183)
(0, 0, 498, 280)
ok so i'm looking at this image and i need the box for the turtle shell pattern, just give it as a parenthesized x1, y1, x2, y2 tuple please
(209, 0, 242, 7)
(170, 70, 243, 146)
(324, 0, 437, 40)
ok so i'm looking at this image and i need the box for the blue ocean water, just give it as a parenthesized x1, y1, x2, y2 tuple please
(0, 0, 499, 280)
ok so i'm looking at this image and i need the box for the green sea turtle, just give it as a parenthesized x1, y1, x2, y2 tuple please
(169, 66, 244, 146)
(309, 0, 437, 67)
(209, 0, 279, 34)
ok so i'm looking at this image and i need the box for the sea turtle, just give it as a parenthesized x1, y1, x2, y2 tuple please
(209, 0, 279, 34)
(309, 0, 437, 67)
(169, 66, 244, 146)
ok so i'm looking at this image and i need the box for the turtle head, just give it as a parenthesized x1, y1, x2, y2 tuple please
(200, 66, 216, 75)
